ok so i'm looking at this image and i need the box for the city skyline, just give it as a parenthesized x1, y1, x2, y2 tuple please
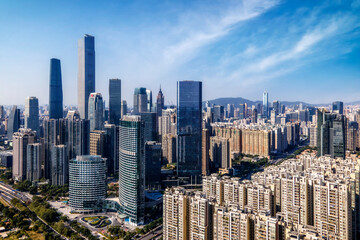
(0, 0, 359, 106)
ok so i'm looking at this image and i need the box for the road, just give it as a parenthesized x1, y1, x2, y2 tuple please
(138, 225, 163, 240)
(0, 182, 69, 240)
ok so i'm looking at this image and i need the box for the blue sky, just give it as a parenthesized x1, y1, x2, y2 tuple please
(0, 0, 359, 106)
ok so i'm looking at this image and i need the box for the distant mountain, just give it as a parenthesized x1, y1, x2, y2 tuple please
(203, 97, 313, 108)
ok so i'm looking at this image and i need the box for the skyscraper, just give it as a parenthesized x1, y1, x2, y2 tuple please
(0, 105, 4, 119)
(146, 89, 153, 112)
(26, 143, 42, 182)
(69, 155, 106, 213)
(109, 79, 121, 124)
(24, 96, 39, 133)
(121, 100, 127, 118)
(88, 93, 104, 131)
(118, 115, 145, 225)
(49, 58, 63, 119)
(332, 101, 344, 115)
(51, 145, 68, 186)
(78, 34, 95, 119)
(213, 105, 224, 122)
(156, 86, 164, 118)
(177, 80, 202, 178)
(140, 112, 157, 142)
(133, 87, 147, 114)
(7, 106, 20, 140)
(12, 129, 36, 181)
(263, 91, 269, 119)
(145, 141, 161, 189)
(317, 109, 346, 159)
(65, 111, 90, 159)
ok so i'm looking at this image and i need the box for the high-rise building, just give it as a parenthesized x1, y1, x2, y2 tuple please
(78, 34, 95, 119)
(7, 106, 20, 140)
(24, 96, 39, 133)
(109, 79, 121, 124)
(12, 129, 36, 181)
(26, 143, 42, 182)
(161, 133, 176, 164)
(118, 115, 145, 225)
(263, 91, 269, 119)
(121, 100, 127, 118)
(317, 109, 346, 159)
(51, 145, 68, 186)
(239, 104, 246, 119)
(104, 124, 118, 175)
(69, 155, 106, 213)
(65, 111, 90, 160)
(177, 80, 202, 178)
(88, 93, 104, 131)
(145, 141, 161, 189)
(213, 105, 224, 122)
(227, 104, 234, 118)
(146, 89, 153, 112)
(332, 101, 344, 115)
(0, 105, 4, 119)
(140, 112, 157, 142)
(156, 86, 164, 118)
(133, 87, 147, 114)
(90, 130, 105, 157)
(272, 100, 281, 115)
(202, 129, 210, 176)
(210, 136, 230, 170)
(49, 58, 63, 119)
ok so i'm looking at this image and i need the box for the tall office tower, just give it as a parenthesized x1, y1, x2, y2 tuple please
(133, 87, 147, 114)
(7, 106, 20, 140)
(51, 145, 68, 186)
(202, 129, 210, 176)
(26, 143, 42, 182)
(121, 100, 127, 118)
(104, 124, 118, 175)
(146, 89, 153, 112)
(65, 111, 90, 159)
(161, 133, 176, 164)
(227, 104, 234, 118)
(145, 141, 161, 189)
(88, 93, 104, 131)
(89, 130, 105, 156)
(163, 187, 191, 240)
(252, 109, 258, 123)
(118, 115, 145, 225)
(69, 155, 106, 213)
(140, 112, 157, 142)
(177, 80, 202, 178)
(317, 109, 346, 159)
(12, 129, 36, 181)
(78, 34, 95, 119)
(109, 79, 121, 124)
(272, 100, 281, 115)
(210, 136, 230, 170)
(213, 105, 224, 122)
(43, 118, 66, 179)
(156, 87, 164, 117)
(239, 104, 246, 119)
(332, 101, 344, 115)
(49, 58, 63, 119)
(0, 105, 4, 119)
(24, 96, 39, 133)
(263, 91, 269, 119)
(270, 110, 276, 125)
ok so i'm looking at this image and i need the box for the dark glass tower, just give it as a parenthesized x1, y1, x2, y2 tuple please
(176, 80, 202, 178)
(263, 91, 269, 119)
(7, 106, 20, 140)
(78, 34, 95, 119)
(332, 101, 344, 115)
(49, 58, 63, 119)
(109, 79, 121, 124)
(133, 87, 147, 114)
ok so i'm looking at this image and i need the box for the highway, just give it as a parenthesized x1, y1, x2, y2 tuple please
(138, 225, 163, 240)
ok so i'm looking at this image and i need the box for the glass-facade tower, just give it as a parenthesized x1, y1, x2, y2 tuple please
(177, 80, 202, 178)
(88, 93, 104, 131)
(263, 91, 269, 119)
(118, 115, 145, 225)
(78, 34, 95, 119)
(24, 96, 39, 133)
(49, 58, 63, 119)
(109, 79, 121, 124)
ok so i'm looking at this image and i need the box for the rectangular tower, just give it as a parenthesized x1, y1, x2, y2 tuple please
(78, 34, 95, 119)
(109, 79, 121, 124)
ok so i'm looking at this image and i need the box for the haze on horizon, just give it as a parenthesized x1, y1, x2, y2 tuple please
(0, 0, 359, 107)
